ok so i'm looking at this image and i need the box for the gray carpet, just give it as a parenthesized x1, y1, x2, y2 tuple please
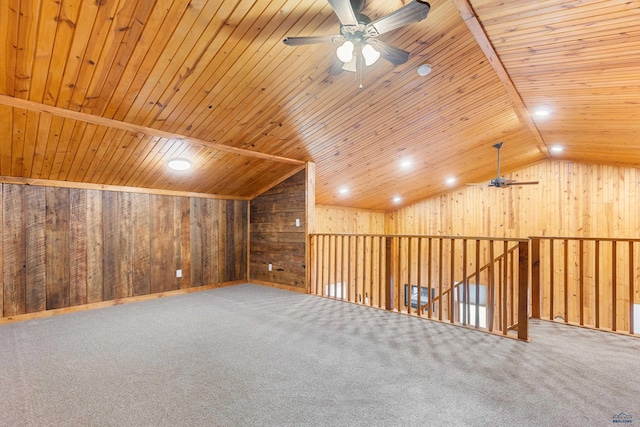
(0, 284, 638, 427)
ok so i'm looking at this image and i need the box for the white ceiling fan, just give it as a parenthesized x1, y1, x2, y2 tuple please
(283, 0, 431, 85)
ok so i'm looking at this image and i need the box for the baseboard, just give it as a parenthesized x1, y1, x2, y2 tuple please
(248, 280, 307, 294)
(0, 280, 246, 325)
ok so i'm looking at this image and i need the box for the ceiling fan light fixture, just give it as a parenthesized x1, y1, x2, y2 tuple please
(336, 41, 355, 63)
(362, 43, 380, 66)
(341, 56, 357, 72)
(168, 158, 192, 171)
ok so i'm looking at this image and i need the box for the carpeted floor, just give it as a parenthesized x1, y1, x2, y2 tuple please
(0, 284, 638, 426)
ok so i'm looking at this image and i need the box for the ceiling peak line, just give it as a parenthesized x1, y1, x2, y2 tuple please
(0, 94, 305, 166)
(450, 0, 549, 158)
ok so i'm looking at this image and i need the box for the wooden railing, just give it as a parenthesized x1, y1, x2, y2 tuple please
(309, 234, 530, 340)
(530, 237, 639, 335)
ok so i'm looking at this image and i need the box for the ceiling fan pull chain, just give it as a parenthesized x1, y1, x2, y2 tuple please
(359, 53, 364, 89)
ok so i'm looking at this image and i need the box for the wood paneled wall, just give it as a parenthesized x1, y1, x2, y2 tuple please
(386, 160, 640, 238)
(250, 170, 307, 290)
(315, 205, 385, 234)
(0, 184, 247, 318)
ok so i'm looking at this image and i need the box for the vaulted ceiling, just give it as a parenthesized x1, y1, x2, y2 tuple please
(1, 0, 638, 210)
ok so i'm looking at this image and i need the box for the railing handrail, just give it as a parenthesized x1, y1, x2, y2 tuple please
(432, 243, 520, 303)
(530, 236, 640, 243)
(310, 233, 528, 242)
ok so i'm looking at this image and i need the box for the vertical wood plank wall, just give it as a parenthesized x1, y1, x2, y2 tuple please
(315, 205, 385, 234)
(0, 183, 248, 318)
(250, 170, 307, 290)
(385, 160, 639, 238)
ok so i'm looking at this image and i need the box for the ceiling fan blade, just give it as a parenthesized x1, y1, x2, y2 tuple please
(506, 181, 539, 186)
(283, 35, 343, 46)
(365, 0, 431, 37)
(366, 39, 409, 66)
(327, 0, 359, 27)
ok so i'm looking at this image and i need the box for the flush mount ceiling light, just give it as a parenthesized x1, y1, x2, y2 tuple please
(167, 158, 192, 171)
(550, 145, 564, 153)
(445, 176, 456, 185)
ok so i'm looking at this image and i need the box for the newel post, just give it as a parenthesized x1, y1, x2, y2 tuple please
(530, 238, 541, 319)
(518, 241, 530, 341)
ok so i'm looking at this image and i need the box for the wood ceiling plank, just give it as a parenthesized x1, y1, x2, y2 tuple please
(1, 0, 20, 96)
(15, 1, 42, 99)
(27, 0, 60, 103)
(0, 106, 13, 175)
(117, 0, 228, 124)
(94, 130, 144, 184)
(56, 120, 90, 181)
(188, 0, 332, 141)
(102, 0, 192, 119)
(37, 114, 65, 179)
(82, 127, 127, 183)
(20, 110, 42, 177)
(48, 118, 79, 180)
(66, 0, 128, 111)
(29, 111, 53, 179)
(42, 0, 82, 105)
(11, 107, 27, 176)
(142, 0, 261, 130)
(81, 0, 155, 115)
(151, 0, 303, 134)
(54, 0, 103, 108)
(65, 122, 99, 181)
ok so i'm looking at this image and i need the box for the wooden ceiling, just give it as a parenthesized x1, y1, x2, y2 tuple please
(0, 0, 638, 210)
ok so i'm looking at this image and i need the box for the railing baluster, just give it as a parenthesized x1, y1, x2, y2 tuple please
(462, 239, 468, 326)
(629, 242, 635, 335)
(564, 239, 569, 323)
(438, 238, 444, 322)
(449, 238, 455, 324)
(417, 238, 423, 317)
(347, 236, 352, 302)
(612, 241, 617, 332)
(595, 240, 600, 329)
(407, 237, 413, 315)
(488, 240, 495, 332)
(549, 238, 554, 320)
(427, 238, 433, 319)
(579, 240, 584, 326)
(475, 239, 480, 329)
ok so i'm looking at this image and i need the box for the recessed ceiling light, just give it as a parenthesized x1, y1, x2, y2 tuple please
(534, 109, 550, 117)
(392, 196, 402, 204)
(339, 187, 349, 195)
(400, 159, 413, 170)
(445, 177, 456, 185)
(167, 158, 191, 171)
(550, 145, 563, 153)
(417, 63, 432, 76)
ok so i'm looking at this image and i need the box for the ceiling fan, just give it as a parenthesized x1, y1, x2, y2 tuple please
(472, 142, 539, 188)
(283, 0, 431, 82)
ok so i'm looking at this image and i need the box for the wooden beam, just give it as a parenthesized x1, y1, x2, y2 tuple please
(0, 175, 250, 200)
(0, 94, 305, 166)
(451, 0, 549, 157)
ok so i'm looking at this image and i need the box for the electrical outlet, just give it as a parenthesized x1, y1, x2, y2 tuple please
(176, 269, 182, 278)
(268, 263, 272, 271)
